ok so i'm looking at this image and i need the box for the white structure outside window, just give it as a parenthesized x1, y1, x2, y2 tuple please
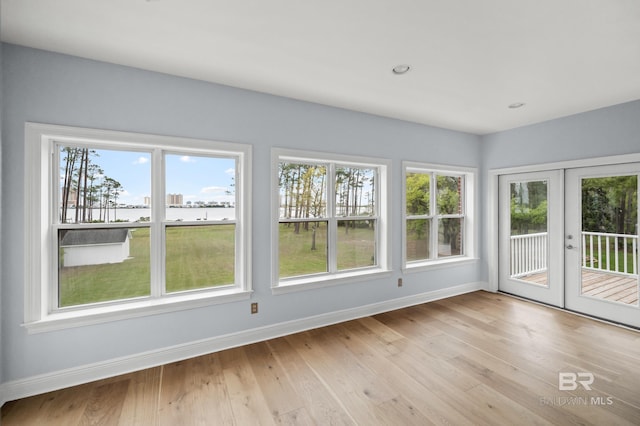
(24, 123, 252, 332)
(272, 148, 391, 293)
(403, 162, 476, 271)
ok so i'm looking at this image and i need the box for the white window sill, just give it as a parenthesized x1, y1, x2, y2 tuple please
(272, 268, 392, 295)
(403, 257, 479, 273)
(23, 289, 253, 334)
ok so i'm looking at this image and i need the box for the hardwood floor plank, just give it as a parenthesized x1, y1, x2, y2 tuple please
(117, 368, 162, 426)
(244, 341, 304, 419)
(219, 347, 277, 425)
(274, 406, 315, 425)
(79, 379, 129, 426)
(158, 353, 235, 426)
(284, 329, 395, 424)
(338, 321, 479, 426)
(1, 383, 93, 426)
(265, 337, 354, 425)
(3, 291, 640, 425)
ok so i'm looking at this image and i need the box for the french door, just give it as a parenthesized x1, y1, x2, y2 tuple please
(499, 164, 640, 328)
(498, 170, 565, 307)
(565, 164, 639, 328)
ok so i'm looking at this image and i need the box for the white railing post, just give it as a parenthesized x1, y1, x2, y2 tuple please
(581, 231, 638, 276)
(509, 232, 548, 277)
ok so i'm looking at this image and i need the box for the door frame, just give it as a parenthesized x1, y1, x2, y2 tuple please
(498, 170, 565, 307)
(488, 153, 640, 294)
(564, 163, 640, 327)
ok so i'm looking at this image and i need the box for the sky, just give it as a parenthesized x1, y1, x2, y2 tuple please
(60, 147, 236, 206)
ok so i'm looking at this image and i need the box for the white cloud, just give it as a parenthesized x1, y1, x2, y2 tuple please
(225, 168, 235, 176)
(133, 156, 149, 165)
(181, 156, 196, 163)
(201, 186, 227, 194)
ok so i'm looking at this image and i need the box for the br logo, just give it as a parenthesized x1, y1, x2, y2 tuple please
(558, 372, 594, 390)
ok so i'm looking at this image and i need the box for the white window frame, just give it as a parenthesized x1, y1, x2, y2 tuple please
(402, 161, 477, 272)
(271, 148, 391, 294)
(24, 123, 252, 333)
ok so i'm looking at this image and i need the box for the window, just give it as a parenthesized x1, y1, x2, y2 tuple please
(25, 123, 251, 331)
(272, 149, 390, 292)
(403, 162, 476, 270)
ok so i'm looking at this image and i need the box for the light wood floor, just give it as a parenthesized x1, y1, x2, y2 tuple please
(3, 291, 640, 425)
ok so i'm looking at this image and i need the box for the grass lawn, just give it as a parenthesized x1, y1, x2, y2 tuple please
(278, 221, 375, 278)
(60, 222, 378, 307)
(59, 225, 235, 307)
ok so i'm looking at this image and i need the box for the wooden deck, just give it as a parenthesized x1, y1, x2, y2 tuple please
(516, 269, 639, 305)
(581, 270, 639, 304)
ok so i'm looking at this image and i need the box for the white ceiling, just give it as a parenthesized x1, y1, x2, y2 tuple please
(2, 0, 640, 134)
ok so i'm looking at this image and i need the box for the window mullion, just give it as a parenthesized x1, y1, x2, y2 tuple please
(327, 163, 337, 273)
(151, 148, 164, 298)
(49, 143, 61, 313)
(431, 172, 439, 259)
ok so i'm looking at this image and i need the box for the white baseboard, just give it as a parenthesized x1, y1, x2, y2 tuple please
(0, 281, 486, 406)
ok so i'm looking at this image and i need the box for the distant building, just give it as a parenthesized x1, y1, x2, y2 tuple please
(60, 228, 132, 267)
(166, 193, 183, 206)
(143, 196, 151, 206)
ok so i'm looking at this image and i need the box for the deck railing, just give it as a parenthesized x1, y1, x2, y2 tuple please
(510, 232, 548, 277)
(582, 231, 638, 275)
(510, 231, 639, 277)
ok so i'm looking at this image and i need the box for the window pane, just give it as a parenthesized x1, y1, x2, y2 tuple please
(279, 221, 328, 278)
(406, 172, 430, 216)
(510, 181, 549, 286)
(58, 227, 150, 307)
(337, 220, 376, 270)
(59, 147, 151, 224)
(335, 167, 376, 216)
(165, 224, 235, 292)
(437, 175, 463, 215)
(438, 218, 463, 257)
(278, 163, 327, 219)
(510, 181, 548, 235)
(406, 219, 431, 261)
(165, 154, 236, 221)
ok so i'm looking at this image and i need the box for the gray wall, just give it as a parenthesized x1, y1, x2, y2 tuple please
(1, 44, 482, 382)
(481, 100, 640, 170)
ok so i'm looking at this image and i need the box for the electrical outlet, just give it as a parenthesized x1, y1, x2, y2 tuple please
(251, 302, 258, 314)
(397, 278, 403, 287)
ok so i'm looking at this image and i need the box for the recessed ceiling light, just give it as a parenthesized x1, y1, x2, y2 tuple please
(508, 102, 526, 109)
(392, 65, 411, 75)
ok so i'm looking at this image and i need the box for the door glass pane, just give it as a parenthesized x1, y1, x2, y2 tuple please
(581, 176, 638, 305)
(509, 181, 549, 286)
